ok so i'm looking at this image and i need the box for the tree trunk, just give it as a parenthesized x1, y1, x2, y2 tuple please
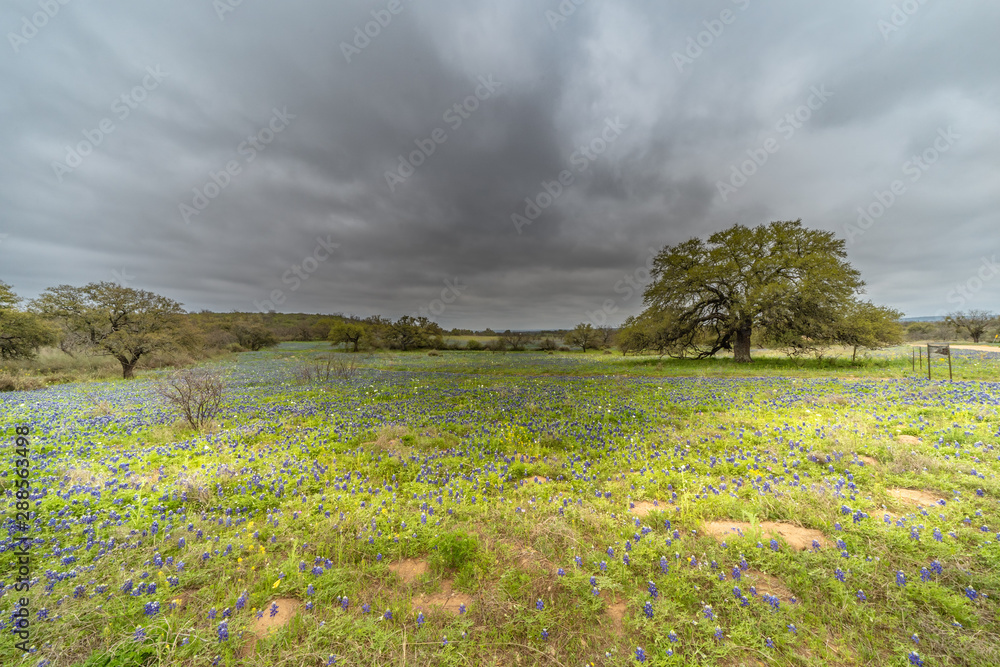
(733, 323, 753, 363)
(120, 356, 139, 379)
(852, 345, 858, 362)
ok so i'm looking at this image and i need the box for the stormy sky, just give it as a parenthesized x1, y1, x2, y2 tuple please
(1, 0, 998, 329)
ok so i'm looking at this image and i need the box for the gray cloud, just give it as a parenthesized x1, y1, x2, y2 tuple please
(1, 0, 997, 328)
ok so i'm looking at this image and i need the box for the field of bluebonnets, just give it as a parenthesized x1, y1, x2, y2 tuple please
(3, 343, 1000, 666)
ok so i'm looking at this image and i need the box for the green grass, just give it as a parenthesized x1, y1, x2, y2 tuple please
(1, 343, 998, 665)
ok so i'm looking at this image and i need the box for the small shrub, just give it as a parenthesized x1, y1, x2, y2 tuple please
(464, 339, 484, 351)
(155, 369, 224, 431)
(428, 350, 440, 357)
(432, 530, 479, 572)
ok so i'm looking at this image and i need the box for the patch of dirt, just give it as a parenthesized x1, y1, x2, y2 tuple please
(412, 579, 473, 615)
(389, 559, 428, 584)
(887, 488, 944, 507)
(749, 570, 793, 599)
(242, 597, 302, 657)
(703, 520, 828, 550)
(897, 435, 921, 445)
(629, 501, 665, 518)
(856, 455, 878, 466)
(599, 590, 626, 632)
(526, 476, 548, 483)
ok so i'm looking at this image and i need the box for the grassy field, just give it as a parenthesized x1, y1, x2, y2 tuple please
(2, 344, 1000, 666)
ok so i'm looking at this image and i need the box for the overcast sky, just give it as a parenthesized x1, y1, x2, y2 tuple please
(1, 0, 998, 329)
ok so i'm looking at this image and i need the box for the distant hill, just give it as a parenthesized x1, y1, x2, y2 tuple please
(901, 316, 946, 322)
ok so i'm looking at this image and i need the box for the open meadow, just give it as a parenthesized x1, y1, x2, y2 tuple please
(3, 344, 1000, 666)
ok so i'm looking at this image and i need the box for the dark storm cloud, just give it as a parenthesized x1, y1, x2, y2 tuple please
(1, 0, 997, 328)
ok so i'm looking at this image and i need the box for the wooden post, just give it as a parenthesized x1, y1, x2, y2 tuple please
(947, 346, 953, 381)
(919, 348, 923, 371)
(927, 344, 931, 380)
(912, 348, 915, 371)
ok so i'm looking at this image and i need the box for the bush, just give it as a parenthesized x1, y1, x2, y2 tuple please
(155, 369, 225, 431)
(432, 531, 479, 572)
(538, 338, 557, 351)
(464, 339, 484, 351)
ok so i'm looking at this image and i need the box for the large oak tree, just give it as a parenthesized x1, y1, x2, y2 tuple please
(641, 220, 864, 362)
(33, 282, 184, 378)
(0, 281, 55, 359)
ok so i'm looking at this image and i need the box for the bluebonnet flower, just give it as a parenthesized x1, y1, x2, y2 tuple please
(908, 651, 924, 666)
(208, 607, 217, 620)
(134, 626, 146, 642)
(635, 646, 646, 663)
(965, 587, 978, 601)
(770, 538, 780, 552)
(307, 584, 315, 596)
(856, 589, 867, 602)
(929, 560, 943, 575)
(920, 567, 930, 582)
(362, 603, 371, 614)
(236, 590, 247, 610)
(327, 656, 337, 666)
(787, 624, 797, 635)
(648, 581, 658, 599)
(541, 628, 549, 640)
(383, 609, 392, 620)
(459, 604, 466, 614)
(896, 571, 906, 587)
(835, 568, 846, 582)
(911, 633, 919, 644)
(714, 626, 723, 641)
(143, 601, 159, 617)
(557, 568, 565, 576)
(600, 560, 607, 572)
(217, 620, 229, 642)
(643, 601, 654, 618)
(765, 637, 774, 648)
(536, 598, 544, 611)
(668, 630, 678, 642)
(660, 556, 669, 574)
(417, 611, 425, 627)
(270, 602, 279, 618)
(703, 605, 714, 620)
(575, 555, 582, 567)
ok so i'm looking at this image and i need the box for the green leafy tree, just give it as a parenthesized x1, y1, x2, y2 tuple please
(834, 301, 904, 361)
(33, 282, 184, 378)
(0, 281, 55, 359)
(945, 310, 997, 344)
(229, 317, 278, 351)
(642, 220, 864, 362)
(565, 322, 600, 352)
(328, 319, 367, 352)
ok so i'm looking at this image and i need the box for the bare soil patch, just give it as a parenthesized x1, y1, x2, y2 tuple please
(242, 597, 301, 656)
(857, 455, 878, 466)
(629, 501, 665, 518)
(887, 488, 944, 507)
(389, 558, 428, 584)
(749, 570, 793, 599)
(412, 579, 472, 615)
(703, 520, 828, 550)
(599, 590, 626, 632)
(897, 435, 921, 446)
